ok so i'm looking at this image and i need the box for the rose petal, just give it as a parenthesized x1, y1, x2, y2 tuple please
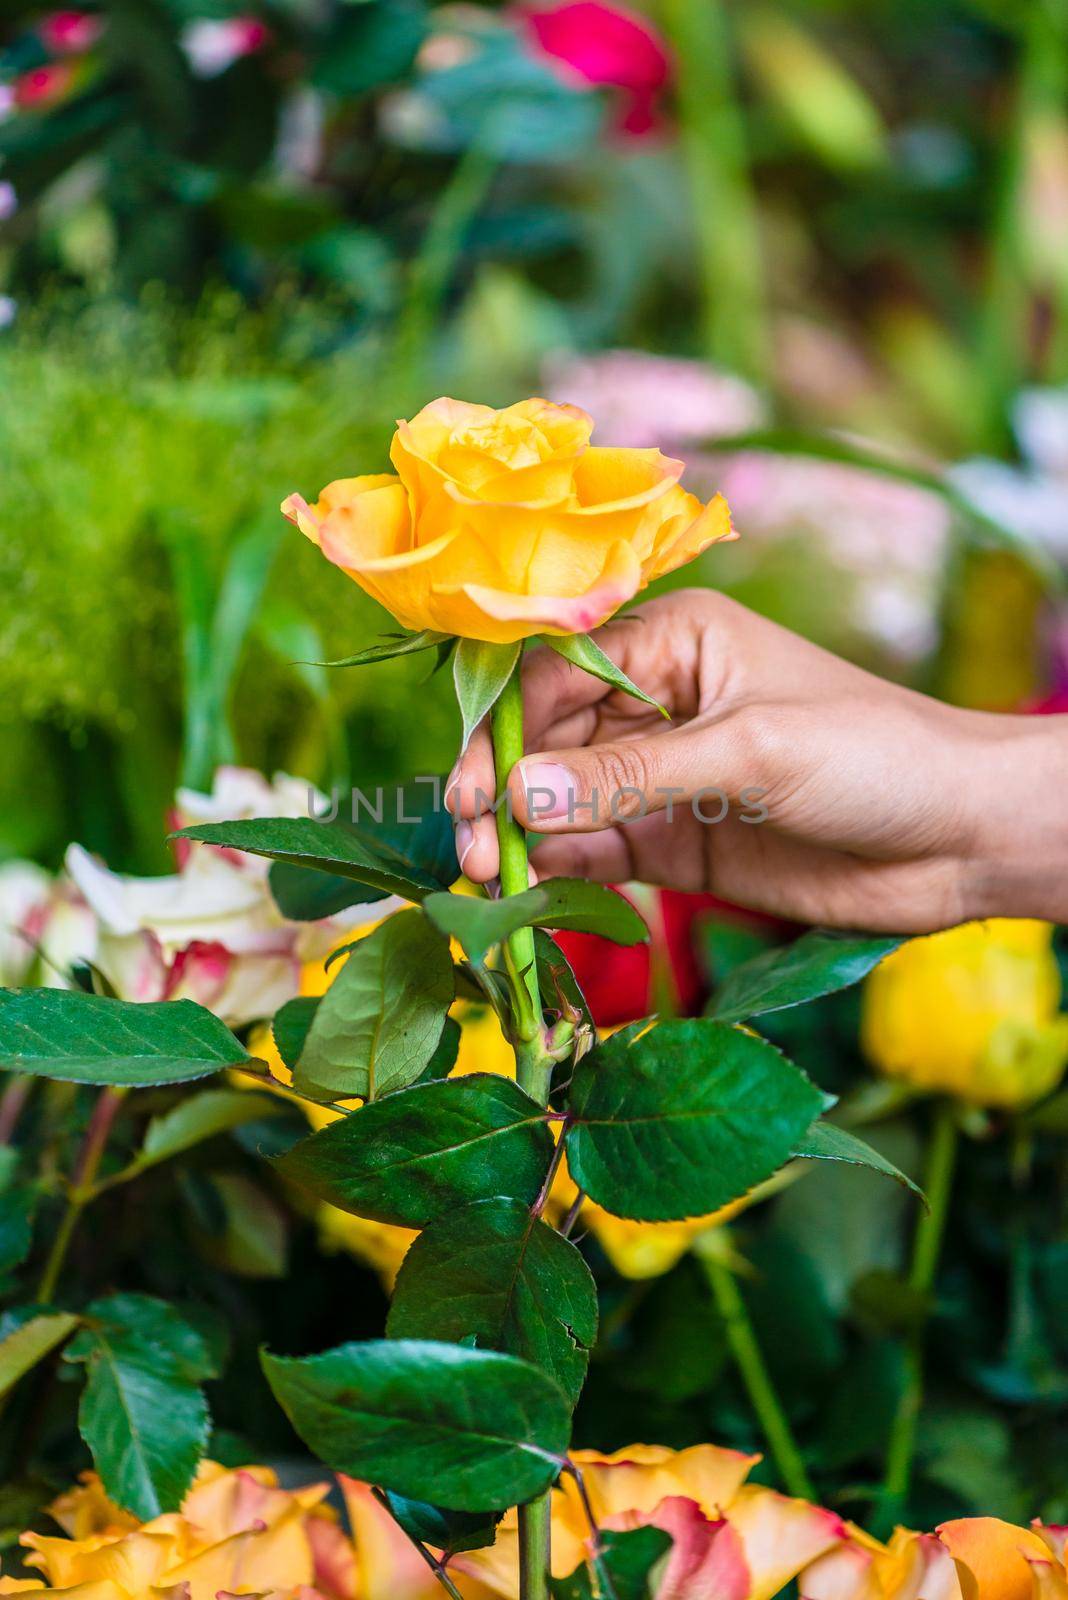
(282, 493, 323, 546)
(571, 446, 684, 511)
(645, 490, 736, 579)
(727, 1485, 847, 1600)
(938, 1519, 1055, 1600)
(340, 1479, 443, 1600)
(565, 1444, 759, 1525)
(454, 539, 642, 638)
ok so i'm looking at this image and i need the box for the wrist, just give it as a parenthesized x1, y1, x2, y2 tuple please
(958, 714, 1068, 924)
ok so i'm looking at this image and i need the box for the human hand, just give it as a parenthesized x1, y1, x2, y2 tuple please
(447, 590, 1068, 932)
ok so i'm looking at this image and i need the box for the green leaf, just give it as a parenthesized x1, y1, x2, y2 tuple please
(275, 1075, 554, 1229)
(0, 991, 249, 1086)
(270, 864, 391, 921)
(382, 1493, 500, 1557)
(262, 1338, 570, 1510)
(135, 1090, 283, 1173)
(272, 996, 320, 1072)
(314, 629, 450, 668)
(544, 634, 668, 718)
(0, 1311, 79, 1400)
(553, 1526, 673, 1600)
(565, 1020, 824, 1220)
(534, 930, 594, 1033)
(708, 929, 906, 1024)
(293, 910, 454, 1103)
(313, 0, 429, 97)
(268, 779, 460, 919)
(202, 1173, 288, 1278)
(64, 1294, 215, 1519)
(453, 638, 522, 751)
(387, 1197, 598, 1405)
(424, 879, 648, 965)
(794, 1121, 924, 1200)
(420, 1014, 461, 1084)
(177, 807, 455, 908)
(0, 1187, 35, 1276)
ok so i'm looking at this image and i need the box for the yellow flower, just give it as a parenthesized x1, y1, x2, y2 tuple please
(454, 1442, 846, 1600)
(545, 1162, 748, 1279)
(452, 1001, 516, 1081)
(307, 1001, 513, 1286)
(252, 909, 517, 1288)
(315, 1208, 419, 1290)
(0, 1461, 358, 1599)
(283, 397, 734, 643)
(803, 1517, 1068, 1600)
(860, 919, 1068, 1109)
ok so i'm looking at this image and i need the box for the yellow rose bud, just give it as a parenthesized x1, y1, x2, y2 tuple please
(860, 920, 1068, 1109)
(283, 397, 734, 643)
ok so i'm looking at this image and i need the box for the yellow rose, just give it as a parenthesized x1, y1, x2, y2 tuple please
(0, 1461, 357, 1599)
(454, 1443, 846, 1600)
(802, 1517, 1068, 1600)
(546, 1158, 749, 1279)
(860, 919, 1068, 1109)
(283, 397, 734, 643)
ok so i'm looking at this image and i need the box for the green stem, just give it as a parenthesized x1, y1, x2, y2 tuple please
(371, 1491, 467, 1600)
(876, 1100, 958, 1533)
(489, 657, 554, 1600)
(36, 1087, 126, 1305)
(491, 663, 552, 1107)
(704, 1252, 815, 1501)
(518, 1493, 552, 1600)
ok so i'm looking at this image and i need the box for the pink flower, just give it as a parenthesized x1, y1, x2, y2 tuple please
(181, 15, 271, 78)
(544, 349, 766, 450)
(0, 181, 17, 220)
(13, 61, 76, 109)
(57, 766, 394, 1027)
(39, 10, 103, 54)
(704, 450, 951, 661)
(518, 0, 672, 136)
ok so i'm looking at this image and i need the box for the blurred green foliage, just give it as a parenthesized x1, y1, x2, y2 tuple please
(1, 0, 1066, 864)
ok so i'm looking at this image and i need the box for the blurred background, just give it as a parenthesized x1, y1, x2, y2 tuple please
(4, 0, 1068, 1541)
(2, 0, 1067, 873)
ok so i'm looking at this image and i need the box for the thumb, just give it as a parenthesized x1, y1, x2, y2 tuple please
(510, 726, 753, 833)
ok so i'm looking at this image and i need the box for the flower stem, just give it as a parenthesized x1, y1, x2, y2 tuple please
(875, 1100, 958, 1534)
(491, 661, 552, 1107)
(36, 1086, 126, 1305)
(490, 655, 554, 1600)
(703, 1252, 815, 1501)
(370, 1490, 467, 1600)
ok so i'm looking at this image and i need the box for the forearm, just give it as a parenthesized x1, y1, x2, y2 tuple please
(960, 714, 1068, 924)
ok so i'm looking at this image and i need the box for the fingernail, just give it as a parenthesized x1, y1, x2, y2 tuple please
(444, 766, 461, 813)
(455, 820, 474, 871)
(519, 761, 575, 821)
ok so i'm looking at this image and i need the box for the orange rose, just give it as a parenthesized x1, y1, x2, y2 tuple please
(455, 1442, 846, 1600)
(800, 1515, 1068, 1600)
(283, 397, 734, 644)
(0, 1461, 356, 1599)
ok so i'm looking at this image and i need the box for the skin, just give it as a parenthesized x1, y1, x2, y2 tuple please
(446, 589, 1068, 933)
